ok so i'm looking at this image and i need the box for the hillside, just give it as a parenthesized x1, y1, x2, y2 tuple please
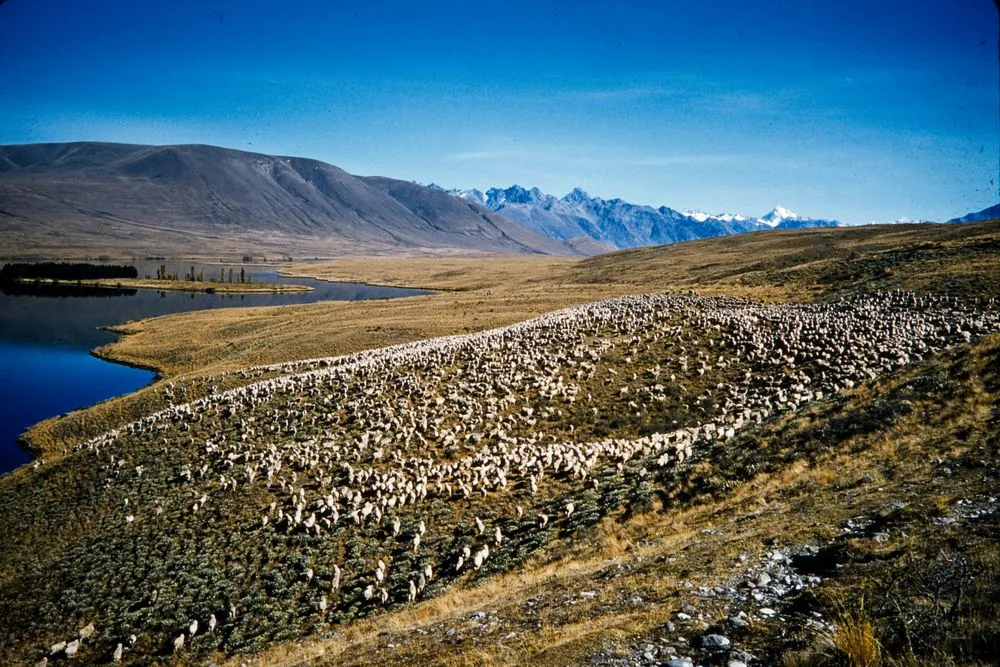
(0, 142, 584, 259)
(949, 202, 1000, 223)
(2, 221, 1000, 666)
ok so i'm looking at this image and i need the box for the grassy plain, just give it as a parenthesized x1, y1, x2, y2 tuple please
(6, 220, 1000, 665)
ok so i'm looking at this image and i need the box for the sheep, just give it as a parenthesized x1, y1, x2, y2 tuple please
(64, 640, 79, 658)
(65, 289, 1000, 658)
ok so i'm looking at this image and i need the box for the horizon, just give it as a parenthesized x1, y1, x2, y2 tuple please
(1, 1, 997, 225)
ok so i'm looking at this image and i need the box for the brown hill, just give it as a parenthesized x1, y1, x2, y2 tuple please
(0, 142, 586, 259)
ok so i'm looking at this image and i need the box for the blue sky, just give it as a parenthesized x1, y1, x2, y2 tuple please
(1, 0, 997, 224)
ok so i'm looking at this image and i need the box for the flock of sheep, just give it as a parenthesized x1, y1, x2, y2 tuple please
(46, 290, 999, 661)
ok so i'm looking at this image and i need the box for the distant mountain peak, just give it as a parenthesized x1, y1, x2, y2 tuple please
(563, 187, 591, 204)
(486, 184, 549, 206)
(759, 205, 802, 227)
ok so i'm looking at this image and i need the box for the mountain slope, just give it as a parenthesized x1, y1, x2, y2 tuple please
(0, 142, 586, 258)
(444, 185, 840, 250)
(949, 202, 1000, 223)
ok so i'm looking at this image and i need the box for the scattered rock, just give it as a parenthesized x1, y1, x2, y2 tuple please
(663, 659, 694, 667)
(700, 633, 731, 650)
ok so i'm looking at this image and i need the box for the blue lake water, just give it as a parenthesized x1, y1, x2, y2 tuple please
(0, 262, 430, 475)
(0, 341, 156, 471)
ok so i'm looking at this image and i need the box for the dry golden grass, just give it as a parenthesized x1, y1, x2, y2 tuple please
(833, 607, 882, 667)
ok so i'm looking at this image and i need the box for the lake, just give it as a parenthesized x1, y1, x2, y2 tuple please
(0, 262, 430, 475)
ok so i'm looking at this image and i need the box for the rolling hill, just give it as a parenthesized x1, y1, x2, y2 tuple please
(0, 142, 593, 259)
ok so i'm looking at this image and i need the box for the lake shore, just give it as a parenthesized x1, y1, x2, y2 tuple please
(16, 221, 1000, 462)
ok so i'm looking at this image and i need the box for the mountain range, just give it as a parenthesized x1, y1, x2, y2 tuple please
(0, 142, 597, 259)
(430, 184, 840, 250)
(2, 141, 993, 260)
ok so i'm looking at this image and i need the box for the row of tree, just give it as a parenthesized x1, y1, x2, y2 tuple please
(0, 262, 138, 283)
(154, 265, 251, 284)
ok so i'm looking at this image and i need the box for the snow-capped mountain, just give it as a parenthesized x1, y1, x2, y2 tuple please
(437, 185, 839, 250)
(759, 205, 801, 227)
(861, 217, 939, 226)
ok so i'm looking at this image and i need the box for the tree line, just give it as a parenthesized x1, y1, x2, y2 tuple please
(0, 262, 138, 283)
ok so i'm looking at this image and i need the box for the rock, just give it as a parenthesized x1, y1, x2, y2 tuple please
(756, 572, 772, 587)
(730, 649, 757, 663)
(50, 642, 67, 656)
(759, 607, 777, 617)
(663, 659, 694, 667)
(701, 634, 731, 650)
(675, 612, 692, 622)
(727, 661, 748, 667)
(729, 616, 749, 629)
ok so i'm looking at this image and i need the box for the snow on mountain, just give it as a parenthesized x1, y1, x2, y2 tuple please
(438, 185, 841, 249)
(759, 205, 800, 227)
(684, 210, 712, 222)
(685, 210, 749, 224)
(862, 216, 939, 226)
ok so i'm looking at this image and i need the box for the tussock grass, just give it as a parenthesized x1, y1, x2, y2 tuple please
(833, 603, 882, 667)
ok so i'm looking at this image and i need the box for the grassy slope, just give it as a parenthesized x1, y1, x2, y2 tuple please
(24, 222, 999, 458)
(3, 220, 999, 666)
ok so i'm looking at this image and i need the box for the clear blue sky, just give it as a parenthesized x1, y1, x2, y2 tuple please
(1, 0, 997, 224)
